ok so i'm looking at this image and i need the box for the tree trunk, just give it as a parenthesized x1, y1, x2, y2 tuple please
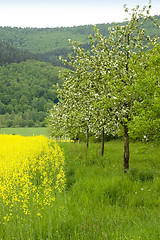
(123, 123, 129, 173)
(123, 34, 130, 173)
(86, 126, 89, 149)
(101, 127, 104, 156)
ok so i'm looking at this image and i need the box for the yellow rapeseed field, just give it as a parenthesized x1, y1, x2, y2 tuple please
(0, 134, 65, 223)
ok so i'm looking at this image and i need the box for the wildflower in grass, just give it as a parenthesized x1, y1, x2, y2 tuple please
(0, 134, 65, 223)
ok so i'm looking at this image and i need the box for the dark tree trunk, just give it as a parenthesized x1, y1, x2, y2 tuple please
(123, 33, 130, 173)
(123, 123, 129, 173)
(101, 127, 104, 156)
(86, 126, 89, 149)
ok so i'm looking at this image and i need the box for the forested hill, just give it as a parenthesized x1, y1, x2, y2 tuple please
(0, 15, 159, 65)
(0, 41, 43, 66)
(0, 16, 160, 53)
(0, 60, 65, 127)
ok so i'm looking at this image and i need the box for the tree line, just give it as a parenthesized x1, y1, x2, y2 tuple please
(47, 3, 160, 172)
(0, 110, 46, 128)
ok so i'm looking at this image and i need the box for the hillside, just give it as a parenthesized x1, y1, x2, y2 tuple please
(0, 17, 160, 53)
(0, 60, 65, 127)
(0, 41, 43, 66)
(0, 16, 159, 65)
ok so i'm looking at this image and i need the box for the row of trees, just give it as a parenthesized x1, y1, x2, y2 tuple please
(47, 3, 160, 172)
(0, 97, 54, 114)
(0, 110, 46, 128)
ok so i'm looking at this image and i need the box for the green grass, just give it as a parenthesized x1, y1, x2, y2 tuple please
(0, 127, 48, 136)
(58, 141, 160, 240)
(1, 140, 160, 239)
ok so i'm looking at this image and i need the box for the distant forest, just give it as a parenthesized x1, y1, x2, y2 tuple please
(0, 16, 160, 127)
(0, 16, 160, 66)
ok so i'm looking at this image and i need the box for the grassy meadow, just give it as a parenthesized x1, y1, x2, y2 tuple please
(0, 127, 48, 136)
(1, 130, 160, 239)
(58, 141, 160, 240)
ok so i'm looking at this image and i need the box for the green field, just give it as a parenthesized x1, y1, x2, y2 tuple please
(1, 138, 160, 239)
(0, 127, 48, 136)
(58, 141, 160, 239)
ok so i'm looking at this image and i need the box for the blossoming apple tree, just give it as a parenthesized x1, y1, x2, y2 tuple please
(47, 1, 159, 172)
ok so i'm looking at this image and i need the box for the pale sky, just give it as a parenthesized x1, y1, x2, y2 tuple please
(0, 0, 159, 28)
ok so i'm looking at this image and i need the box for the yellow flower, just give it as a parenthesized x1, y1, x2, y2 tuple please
(0, 134, 65, 222)
(37, 213, 42, 217)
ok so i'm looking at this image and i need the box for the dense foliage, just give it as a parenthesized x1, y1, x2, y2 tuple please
(0, 41, 42, 66)
(0, 60, 65, 127)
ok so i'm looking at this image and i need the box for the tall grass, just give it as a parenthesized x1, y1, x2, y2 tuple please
(1, 139, 160, 239)
(58, 141, 160, 239)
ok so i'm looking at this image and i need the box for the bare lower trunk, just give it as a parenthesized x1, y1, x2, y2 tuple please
(86, 126, 89, 149)
(123, 34, 130, 173)
(101, 127, 104, 156)
(123, 123, 129, 173)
